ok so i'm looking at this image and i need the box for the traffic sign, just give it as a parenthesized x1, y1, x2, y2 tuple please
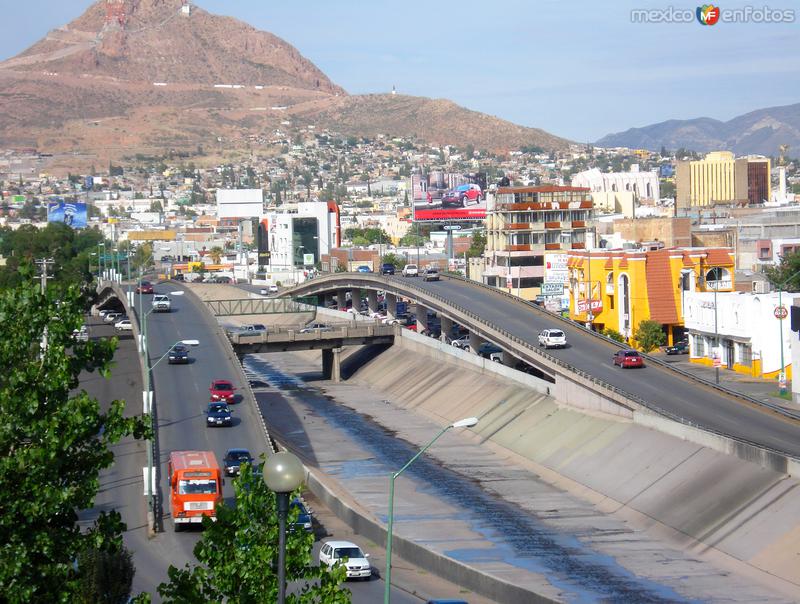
(541, 282, 564, 297)
(443, 225, 462, 231)
(774, 305, 788, 320)
(713, 354, 721, 368)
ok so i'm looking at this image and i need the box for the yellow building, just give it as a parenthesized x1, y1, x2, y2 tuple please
(566, 247, 735, 345)
(676, 151, 770, 209)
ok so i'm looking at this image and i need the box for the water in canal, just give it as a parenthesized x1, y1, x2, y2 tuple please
(243, 355, 698, 604)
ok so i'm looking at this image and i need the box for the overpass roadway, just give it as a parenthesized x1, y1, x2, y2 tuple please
(287, 273, 800, 459)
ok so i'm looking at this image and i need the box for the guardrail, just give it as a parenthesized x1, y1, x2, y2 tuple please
(284, 273, 800, 460)
(228, 323, 395, 346)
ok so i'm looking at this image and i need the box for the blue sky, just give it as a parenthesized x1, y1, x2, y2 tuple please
(1, 0, 798, 141)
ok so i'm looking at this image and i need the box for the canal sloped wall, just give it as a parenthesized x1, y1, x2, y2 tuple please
(345, 334, 800, 596)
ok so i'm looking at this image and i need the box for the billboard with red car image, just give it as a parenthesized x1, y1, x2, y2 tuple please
(412, 171, 487, 222)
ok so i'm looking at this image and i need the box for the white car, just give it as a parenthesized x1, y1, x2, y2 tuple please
(318, 540, 372, 580)
(450, 336, 470, 349)
(104, 312, 122, 323)
(401, 264, 419, 277)
(114, 319, 133, 331)
(260, 284, 280, 295)
(538, 329, 567, 349)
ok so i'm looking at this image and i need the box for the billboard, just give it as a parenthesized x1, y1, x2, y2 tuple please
(216, 189, 264, 218)
(412, 172, 487, 222)
(47, 200, 87, 228)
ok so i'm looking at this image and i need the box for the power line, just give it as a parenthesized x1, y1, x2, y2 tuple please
(34, 258, 56, 295)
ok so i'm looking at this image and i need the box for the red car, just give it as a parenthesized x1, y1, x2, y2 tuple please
(209, 379, 237, 402)
(136, 281, 154, 294)
(613, 349, 644, 368)
(441, 183, 483, 208)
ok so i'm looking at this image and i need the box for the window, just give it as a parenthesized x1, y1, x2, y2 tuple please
(178, 479, 218, 495)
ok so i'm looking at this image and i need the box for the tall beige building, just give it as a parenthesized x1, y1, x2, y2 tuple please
(676, 151, 770, 210)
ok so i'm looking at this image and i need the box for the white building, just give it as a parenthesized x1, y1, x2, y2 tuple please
(571, 166, 660, 216)
(683, 290, 795, 379)
(216, 189, 263, 218)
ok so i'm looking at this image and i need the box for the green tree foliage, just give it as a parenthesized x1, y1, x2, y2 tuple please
(208, 246, 224, 265)
(343, 227, 389, 245)
(75, 545, 136, 604)
(0, 223, 104, 289)
(765, 250, 800, 291)
(602, 328, 626, 343)
(633, 320, 666, 352)
(465, 230, 486, 259)
(158, 463, 350, 604)
(0, 269, 150, 602)
(381, 252, 406, 269)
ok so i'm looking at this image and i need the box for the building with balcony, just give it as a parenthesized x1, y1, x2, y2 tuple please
(483, 186, 595, 300)
(676, 151, 770, 210)
(566, 246, 735, 345)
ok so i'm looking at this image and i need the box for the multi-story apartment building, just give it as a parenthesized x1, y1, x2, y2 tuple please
(676, 151, 770, 210)
(483, 186, 595, 300)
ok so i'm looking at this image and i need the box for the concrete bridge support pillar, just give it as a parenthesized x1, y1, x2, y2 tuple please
(469, 331, 485, 354)
(416, 305, 429, 334)
(386, 293, 397, 320)
(322, 349, 333, 379)
(440, 316, 453, 343)
(501, 351, 516, 368)
(367, 290, 379, 314)
(336, 288, 349, 311)
(322, 348, 342, 382)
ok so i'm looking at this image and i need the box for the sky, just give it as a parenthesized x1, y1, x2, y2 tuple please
(0, 0, 798, 142)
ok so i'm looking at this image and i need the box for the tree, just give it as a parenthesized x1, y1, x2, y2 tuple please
(0, 268, 150, 602)
(765, 250, 800, 291)
(158, 463, 349, 603)
(208, 246, 223, 265)
(75, 545, 136, 604)
(149, 200, 163, 213)
(602, 328, 626, 343)
(465, 230, 486, 259)
(381, 252, 406, 269)
(633, 319, 666, 352)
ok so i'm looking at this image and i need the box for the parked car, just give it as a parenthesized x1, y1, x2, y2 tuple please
(206, 402, 233, 427)
(168, 343, 190, 364)
(537, 329, 567, 349)
(477, 342, 502, 362)
(441, 183, 483, 208)
(402, 264, 419, 277)
(223, 448, 253, 476)
(114, 318, 132, 331)
(215, 276, 232, 284)
(300, 322, 333, 333)
(450, 336, 470, 349)
(422, 267, 440, 282)
(104, 311, 123, 323)
(356, 265, 372, 273)
(260, 284, 280, 295)
(72, 325, 89, 342)
(665, 339, 689, 355)
(136, 281, 154, 294)
(318, 540, 372, 580)
(290, 498, 313, 532)
(172, 273, 185, 282)
(613, 349, 644, 368)
(209, 379, 237, 402)
(380, 263, 396, 275)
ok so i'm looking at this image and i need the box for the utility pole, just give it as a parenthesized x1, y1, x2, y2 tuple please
(34, 258, 55, 295)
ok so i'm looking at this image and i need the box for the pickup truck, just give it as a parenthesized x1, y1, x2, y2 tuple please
(152, 295, 171, 313)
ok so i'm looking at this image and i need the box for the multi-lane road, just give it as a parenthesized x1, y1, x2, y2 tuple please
(294, 274, 800, 458)
(86, 281, 428, 602)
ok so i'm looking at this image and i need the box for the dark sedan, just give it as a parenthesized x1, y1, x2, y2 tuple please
(223, 448, 253, 476)
(290, 498, 313, 532)
(665, 340, 689, 355)
(206, 402, 233, 427)
(168, 344, 190, 364)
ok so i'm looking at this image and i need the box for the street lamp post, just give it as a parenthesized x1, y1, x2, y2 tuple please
(263, 451, 305, 604)
(700, 269, 721, 385)
(383, 416, 478, 604)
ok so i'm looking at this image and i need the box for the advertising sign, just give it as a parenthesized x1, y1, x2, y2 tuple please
(576, 299, 602, 313)
(303, 253, 314, 266)
(544, 253, 569, 284)
(47, 200, 87, 228)
(413, 172, 487, 222)
(541, 282, 565, 296)
(84, 175, 94, 190)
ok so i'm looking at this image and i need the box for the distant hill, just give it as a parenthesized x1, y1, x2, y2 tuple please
(0, 0, 568, 159)
(596, 103, 800, 156)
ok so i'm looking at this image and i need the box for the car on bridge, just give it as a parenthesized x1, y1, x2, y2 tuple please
(319, 540, 372, 580)
(380, 263, 396, 275)
(356, 265, 372, 273)
(223, 448, 253, 476)
(259, 284, 279, 295)
(300, 322, 334, 333)
(209, 379, 237, 402)
(613, 349, 644, 368)
(168, 343, 191, 364)
(422, 267, 440, 282)
(227, 323, 267, 337)
(290, 498, 313, 532)
(206, 402, 233, 427)
(402, 264, 419, 277)
(537, 329, 567, 349)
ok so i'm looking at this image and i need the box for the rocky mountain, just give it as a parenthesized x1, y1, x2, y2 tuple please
(0, 0, 567, 160)
(595, 103, 800, 156)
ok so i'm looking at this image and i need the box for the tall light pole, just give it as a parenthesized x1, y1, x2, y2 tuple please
(776, 268, 800, 395)
(700, 269, 721, 385)
(384, 416, 478, 604)
(263, 451, 305, 604)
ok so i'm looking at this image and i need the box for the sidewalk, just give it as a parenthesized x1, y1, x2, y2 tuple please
(653, 352, 797, 412)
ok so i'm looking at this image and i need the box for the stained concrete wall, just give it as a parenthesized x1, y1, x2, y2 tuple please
(348, 336, 800, 590)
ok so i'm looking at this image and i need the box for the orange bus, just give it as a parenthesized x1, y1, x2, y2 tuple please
(168, 450, 223, 531)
